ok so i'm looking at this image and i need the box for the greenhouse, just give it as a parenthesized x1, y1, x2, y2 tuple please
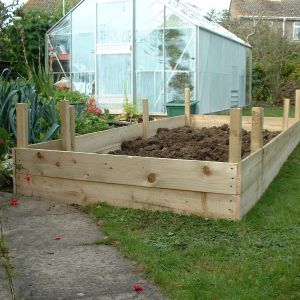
(46, 0, 252, 114)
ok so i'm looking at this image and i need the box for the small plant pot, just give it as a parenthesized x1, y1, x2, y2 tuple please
(166, 100, 198, 117)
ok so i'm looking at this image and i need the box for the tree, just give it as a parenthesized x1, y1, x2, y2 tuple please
(205, 9, 300, 104)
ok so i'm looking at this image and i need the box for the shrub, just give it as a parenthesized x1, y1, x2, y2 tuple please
(75, 112, 111, 135)
(0, 127, 10, 161)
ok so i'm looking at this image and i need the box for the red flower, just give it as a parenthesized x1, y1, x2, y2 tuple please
(54, 235, 61, 240)
(87, 98, 96, 106)
(95, 108, 102, 116)
(10, 198, 19, 206)
(87, 107, 95, 114)
(0, 139, 6, 145)
(24, 172, 31, 182)
(132, 285, 144, 293)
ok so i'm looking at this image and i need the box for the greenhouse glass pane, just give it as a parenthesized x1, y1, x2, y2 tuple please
(135, 0, 164, 113)
(165, 8, 196, 104)
(71, 0, 95, 95)
(48, 15, 71, 85)
(97, 54, 131, 111)
(97, 0, 131, 44)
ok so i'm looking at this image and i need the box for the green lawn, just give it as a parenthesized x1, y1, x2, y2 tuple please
(242, 105, 295, 117)
(87, 107, 300, 299)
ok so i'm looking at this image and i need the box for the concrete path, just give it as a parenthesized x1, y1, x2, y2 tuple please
(0, 192, 165, 300)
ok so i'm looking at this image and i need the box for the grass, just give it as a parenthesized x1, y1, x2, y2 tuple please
(87, 107, 300, 299)
(242, 105, 295, 117)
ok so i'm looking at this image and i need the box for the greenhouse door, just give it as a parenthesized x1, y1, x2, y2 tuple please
(96, 0, 132, 113)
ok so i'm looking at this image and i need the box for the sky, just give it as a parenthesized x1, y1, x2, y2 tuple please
(2, 0, 232, 13)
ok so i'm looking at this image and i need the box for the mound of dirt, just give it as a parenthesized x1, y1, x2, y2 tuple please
(110, 124, 280, 162)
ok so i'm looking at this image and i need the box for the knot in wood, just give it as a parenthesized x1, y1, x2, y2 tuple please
(202, 165, 212, 176)
(148, 173, 157, 183)
(37, 152, 43, 159)
(56, 161, 61, 167)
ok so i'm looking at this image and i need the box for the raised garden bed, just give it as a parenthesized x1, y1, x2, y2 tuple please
(13, 92, 300, 220)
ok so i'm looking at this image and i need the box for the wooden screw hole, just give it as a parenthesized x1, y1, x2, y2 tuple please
(148, 173, 157, 183)
(202, 166, 211, 176)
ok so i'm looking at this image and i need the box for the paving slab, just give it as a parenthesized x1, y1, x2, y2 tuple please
(0, 264, 11, 300)
(0, 194, 165, 300)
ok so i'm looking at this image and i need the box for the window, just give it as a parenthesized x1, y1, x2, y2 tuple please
(293, 22, 300, 41)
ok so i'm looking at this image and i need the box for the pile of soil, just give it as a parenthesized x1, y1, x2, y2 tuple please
(110, 125, 280, 162)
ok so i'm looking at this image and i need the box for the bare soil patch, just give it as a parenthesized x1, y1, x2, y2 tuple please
(110, 125, 280, 162)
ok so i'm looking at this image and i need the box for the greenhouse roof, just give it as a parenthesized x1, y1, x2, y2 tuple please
(48, 0, 250, 47)
(160, 0, 250, 47)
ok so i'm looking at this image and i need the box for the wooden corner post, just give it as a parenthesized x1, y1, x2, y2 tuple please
(282, 98, 290, 131)
(296, 90, 300, 122)
(60, 100, 72, 151)
(185, 87, 191, 126)
(69, 105, 76, 151)
(229, 108, 242, 163)
(251, 107, 264, 154)
(142, 99, 149, 139)
(16, 103, 29, 148)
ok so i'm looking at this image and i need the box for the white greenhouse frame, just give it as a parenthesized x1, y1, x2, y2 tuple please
(46, 0, 252, 114)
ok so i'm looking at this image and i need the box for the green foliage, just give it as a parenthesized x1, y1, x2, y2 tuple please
(0, 127, 10, 161)
(88, 138, 300, 299)
(123, 94, 139, 121)
(0, 70, 19, 131)
(1, 9, 59, 76)
(0, 73, 59, 143)
(30, 65, 54, 99)
(75, 112, 111, 135)
(54, 89, 89, 104)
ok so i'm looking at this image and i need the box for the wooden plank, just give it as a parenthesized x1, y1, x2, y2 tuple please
(60, 100, 71, 151)
(15, 148, 239, 194)
(251, 107, 264, 153)
(282, 98, 290, 131)
(229, 108, 242, 163)
(191, 115, 296, 131)
(75, 116, 184, 153)
(185, 87, 191, 126)
(16, 103, 28, 148)
(12, 148, 17, 194)
(240, 149, 263, 217)
(69, 105, 76, 151)
(262, 121, 300, 193)
(142, 99, 149, 139)
(16, 175, 239, 220)
(240, 122, 300, 218)
(296, 90, 300, 121)
(28, 140, 62, 150)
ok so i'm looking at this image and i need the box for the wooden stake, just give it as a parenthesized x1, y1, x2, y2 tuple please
(229, 108, 242, 163)
(296, 90, 300, 121)
(142, 99, 149, 139)
(185, 87, 191, 126)
(282, 98, 290, 131)
(251, 107, 264, 154)
(60, 100, 71, 151)
(16, 103, 28, 148)
(69, 105, 76, 151)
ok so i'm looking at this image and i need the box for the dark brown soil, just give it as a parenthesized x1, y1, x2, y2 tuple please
(110, 125, 280, 162)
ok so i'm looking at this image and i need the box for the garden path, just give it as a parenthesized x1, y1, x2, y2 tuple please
(0, 192, 165, 300)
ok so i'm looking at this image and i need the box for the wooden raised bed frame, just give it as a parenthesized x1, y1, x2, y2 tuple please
(13, 91, 300, 220)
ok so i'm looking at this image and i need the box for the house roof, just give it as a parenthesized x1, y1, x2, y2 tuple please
(230, 0, 300, 18)
(23, 0, 80, 13)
